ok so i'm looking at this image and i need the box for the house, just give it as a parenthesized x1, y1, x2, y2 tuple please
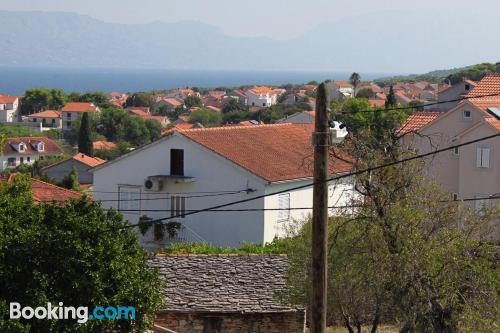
(93, 141, 117, 151)
(61, 102, 99, 130)
(245, 86, 278, 107)
(150, 254, 305, 333)
(0, 136, 63, 171)
(0, 173, 83, 204)
(26, 110, 62, 130)
(326, 81, 354, 101)
(92, 123, 354, 247)
(160, 98, 184, 113)
(161, 123, 203, 136)
(278, 111, 315, 124)
(126, 107, 170, 127)
(226, 89, 248, 105)
(0, 95, 20, 123)
(436, 78, 477, 111)
(400, 73, 500, 214)
(395, 91, 413, 106)
(42, 153, 106, 185)
(107, 92, 128, 108)
(166, 89, 200, 100)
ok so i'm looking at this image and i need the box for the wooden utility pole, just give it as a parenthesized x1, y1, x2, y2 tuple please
(311, 83, 329, 333)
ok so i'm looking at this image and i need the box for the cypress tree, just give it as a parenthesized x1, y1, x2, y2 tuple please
(385, 85, 397, 108)
(78, 112, 93, 156)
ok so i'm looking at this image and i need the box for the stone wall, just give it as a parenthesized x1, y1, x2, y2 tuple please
(155, 311, 305, 333)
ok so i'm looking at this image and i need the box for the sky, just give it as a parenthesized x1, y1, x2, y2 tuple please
(0, 0, 499, 40)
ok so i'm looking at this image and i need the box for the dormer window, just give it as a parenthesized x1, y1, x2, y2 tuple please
(463, 110, 471, 119)
(18, 143, 25, 152)
(38, 142, 44, 152)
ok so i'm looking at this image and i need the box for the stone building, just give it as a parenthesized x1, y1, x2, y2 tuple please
(149, 254, 305, 333)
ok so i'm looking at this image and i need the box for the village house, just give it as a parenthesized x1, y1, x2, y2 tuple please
(150, 254, 305, 333)
(61, 102, 100, 131)
(400, 73, 500, 214)
(1, 173, 83, 203)
(0, 95, 20, 123)
(126, 107, 170, 127)
(0, 136, 63, 171)
(436, 78, 477, 111)
(42, 153, 106, 185)
(159, 98, 184, 113)
(26, 110, 62, 130)
(226, 89, 248, 105)
(245, 86, 279, 107)
(92, 123, 354, 248)
(278, 111, 315, 124)
(166, 89, 200, 100)
(326, 81, 354, 101)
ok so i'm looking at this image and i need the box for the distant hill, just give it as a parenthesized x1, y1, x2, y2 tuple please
(0, 11, 500, 73)
(375, 62, 500, 86)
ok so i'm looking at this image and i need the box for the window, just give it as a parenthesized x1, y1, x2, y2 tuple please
(39, 156, 44, 160)
(170, 149, 184, 176)
(463, 110, 471, 119)
(262, 103, 266, 106)
(453, 147, 459, 156)
(476, 147, 490, 168)
(277, 193, 290, 221)
(20, 157, 24, 164)
(38, 143, 44, 152)
(51, 119, 55, 124)
(204, 317, 222, 333)
(118, 187, 141, 212)
(66, 112, 71, 119)
(18, 143, 25, 152)
(465, 84, 470, 91)
(452, 193, 459, 201)
(7, 158, 16, 167)
(170, 196, 186, 218)
(66, 121, 71, 127)
(32, 118, 37, 122)
(27, 157, 31, 162)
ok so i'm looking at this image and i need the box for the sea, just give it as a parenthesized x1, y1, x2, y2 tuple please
(0, 67, 392, 95)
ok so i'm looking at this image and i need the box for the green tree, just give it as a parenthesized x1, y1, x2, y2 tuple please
(350, 72, 361, 95)
(0, 174, 163, 332)
(184, 95, 202, 109)
(78, 113, 93, 156)
(385, 85, 397, 108)
(49, 89, 68, 110)
(125, 93, 154, 108)
(189, 108, 222, 127)
(73, 92, 112, 109)
(20, 88, 53, 115)
(60, 166, 80, 191)
(356, 88, 375, 99)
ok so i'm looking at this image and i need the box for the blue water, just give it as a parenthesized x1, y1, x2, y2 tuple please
(0, 67, 392, 95)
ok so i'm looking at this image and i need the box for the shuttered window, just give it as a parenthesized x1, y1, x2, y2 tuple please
(476, 147, 490, 168)
(170, 196, 186, 218)
(118, 187, 141, 212)
(277, 193, 290, 222)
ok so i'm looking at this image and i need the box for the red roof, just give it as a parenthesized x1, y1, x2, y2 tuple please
(334, 81, 353, 88)
(72, 153, 106, 167)
(179, 124, 352, 182)
(1, 174, 83, 204)
(161, 123, 198, 135)
(369, 99, 386, 107)
(248, 86, 274, 95)
(0, 95, 19, 104)
(93, 141, 117, 151)
(27, 110, 61, 119)
(163, 98, 183, 106)
(466, 73, 500, 98)
(2, 136, 63, 156)
(61, 102, 97, 113)
(398, 112, 441, 134)
(485, 117, 500, 132)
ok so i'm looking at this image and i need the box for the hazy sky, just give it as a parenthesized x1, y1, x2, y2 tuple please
(0, 0, 498, 40)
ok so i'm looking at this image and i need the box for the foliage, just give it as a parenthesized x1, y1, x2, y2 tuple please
(350, 72, 361, 93)
(446, 62, 500, 84)
(78, 113, 93, 156)
(221, 99, 250, 123)
(0, 174, 163, 332)
(0, 123, 40, 137)
(183, 95, 202, 109)
(20, 88, 68, 115)
(258, 102, 311, 123)
(125, 93, 154, 108)
(93, 142, 132, 161)
(157, 238, 293, 255)
(60, 166, 80, 191)
(385, 85, 397, 108)
(70, 92, 112, 109)
(356, 88, 375, 99)
(189, 108, 222, 127)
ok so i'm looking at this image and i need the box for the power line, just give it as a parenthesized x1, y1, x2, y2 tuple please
(109, 131, 500, 231)
(339, 92, 500, 114)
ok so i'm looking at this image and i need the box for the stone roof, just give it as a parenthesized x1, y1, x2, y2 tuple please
(149, 254, 302, 314)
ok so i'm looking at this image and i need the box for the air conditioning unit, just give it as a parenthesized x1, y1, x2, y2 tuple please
(144, 177, 163, 192)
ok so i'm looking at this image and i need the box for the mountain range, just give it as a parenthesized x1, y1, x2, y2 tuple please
(0, 10, 499, 73)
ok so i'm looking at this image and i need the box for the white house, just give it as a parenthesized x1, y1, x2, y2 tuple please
(61, 102, 100, 130)
(326, 81, 354, 101)
(25, 110, 63, 130)
(245, 87, 278, 107)
(436, 79, 477, 111)
(0, 136, 63, 171)
(42, 153, 106, 185)
(0, 95, 20, 123)
(92, 123, 355, 248)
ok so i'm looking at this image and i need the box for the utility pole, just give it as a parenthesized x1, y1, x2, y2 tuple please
(311, 83, 329, 333)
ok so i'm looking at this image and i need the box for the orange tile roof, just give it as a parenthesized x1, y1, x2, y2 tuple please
(127, 107, 150, 117)
(485, 117, 500, 131)
(27, 110, 61, 118)
(369, 99, 386, 107)
(466, 73, 500, 98)
(72, 153, 106, 167)
(163, 98, 183, 106)
(0, 95, 19, 104)
(180, 124, 352, 182)
(334, 81, 353, 88)
(62, 102, 97, 113)
(93, 141, 117, 151)
(161, 123, 198, 135)
(398, 112, 442, 134)
(2, 136, 63, 156)
(0, 174, 83, 204)
(248, 86, 274, 95)
(468, 97, 500, 112)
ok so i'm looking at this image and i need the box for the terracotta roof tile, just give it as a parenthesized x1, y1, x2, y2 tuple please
(162, 98, 183, 106)
(27, 110, 61, 118)
(72, 153, 106, 167)
(466, 73, 500, 98)
(0, 95, 19, 104)
(247, 86, 274, 95)
(180, 123, 352, 182)
(398, 112, 442, 134)
(61, 102, 98, 113)
(485, 117, 500, 131)
(2, 136, 63, 156)
(93, 141, 117, 151)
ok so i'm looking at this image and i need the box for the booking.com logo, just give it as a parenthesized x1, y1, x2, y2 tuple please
(10, 302, 135, 324)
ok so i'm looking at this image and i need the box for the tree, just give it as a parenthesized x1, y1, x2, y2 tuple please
(72, 92, 112, 109)
(125, 93, 154, 108)
(60, 167, 80, 191)
(183, 95, 202, 109)
(189, 108, 222, 127)
(49, 89, 68, 110)
(356, 88, 375, 99)
(78, 113, 93, 156)
(0, 174, 163, 332)
(385, 85, 397, 108)
(350, 72, 361, 95)
(20, 88, 53, 115)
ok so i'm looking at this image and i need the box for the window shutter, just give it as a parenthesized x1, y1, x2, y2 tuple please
(482, 148, 490, 168)
(277, 193, 290, 221)
(476, 148, 483, 167)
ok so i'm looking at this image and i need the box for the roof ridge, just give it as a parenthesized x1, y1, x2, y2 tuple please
(180, 123, 295, 133)
(152, 253, 288, 257)
(31, 178, 82, 196)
